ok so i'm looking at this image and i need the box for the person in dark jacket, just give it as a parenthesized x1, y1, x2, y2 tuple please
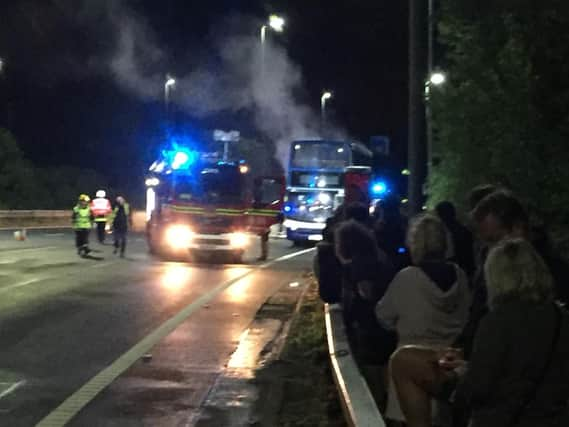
(453, 239, 569, 427)
(435, 201, 475, 278)
(372, 195, 410, 271)
(112, 196, 132, 257)
(335, 203, 397, 364)
(389, 190, 569, 427)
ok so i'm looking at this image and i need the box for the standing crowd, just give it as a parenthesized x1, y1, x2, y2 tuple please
(71, 190, 132, 258)
(315, 185, 569, 427)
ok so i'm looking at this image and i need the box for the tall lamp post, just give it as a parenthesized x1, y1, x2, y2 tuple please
(164, 75, 176, 110)
(320, 91, 333, 136)
(260, 14, 285, 79)
(425, 71, 445, 176)
(164, 74, 176, 121)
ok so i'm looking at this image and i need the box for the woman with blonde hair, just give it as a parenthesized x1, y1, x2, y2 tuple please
(453, 238, 569, 427)
(376, 214, 471, 425)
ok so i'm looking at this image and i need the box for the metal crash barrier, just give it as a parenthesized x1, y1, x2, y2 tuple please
(0, 210, 146, 232)
(325, 303, 386, 427)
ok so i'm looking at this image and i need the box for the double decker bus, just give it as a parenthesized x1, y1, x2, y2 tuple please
(283, 139, 373, 243)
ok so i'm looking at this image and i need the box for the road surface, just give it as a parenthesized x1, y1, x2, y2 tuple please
(0, 229, 313, 426)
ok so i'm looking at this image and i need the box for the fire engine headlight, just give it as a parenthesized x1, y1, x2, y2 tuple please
(165, 225, 194, 249)
(229, 232, 249, 249)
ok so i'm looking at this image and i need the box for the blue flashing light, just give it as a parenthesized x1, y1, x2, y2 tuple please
(398, 247, 407, 254)
(371, 181, 388, 195)
(164, 147, 198, 171)
(284, 205, 292, 213)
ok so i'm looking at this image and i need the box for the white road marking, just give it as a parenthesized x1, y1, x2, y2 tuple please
(36, 246, 315, 427)
(89, 261, 117, 269)
(0, 380, 26, 400)
(0, 278, 44, 294)
(0, 246, 58, 254)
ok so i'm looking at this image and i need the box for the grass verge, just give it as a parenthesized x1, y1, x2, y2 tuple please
(253, 277, 346, 427)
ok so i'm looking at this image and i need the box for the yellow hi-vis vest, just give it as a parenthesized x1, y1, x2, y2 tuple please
(73, 205, 92, 229)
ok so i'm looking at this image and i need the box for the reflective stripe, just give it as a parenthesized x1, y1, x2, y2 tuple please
(91, 198, 112, 216)
(246, 210, 280, 217)
(73, 206, 92, 229)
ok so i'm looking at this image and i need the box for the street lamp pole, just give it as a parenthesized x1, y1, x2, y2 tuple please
(426, 0, 434, 178)
(164, 75, 176, 130)
(259, 15, 285, 79)
(321, 91, 332, 136)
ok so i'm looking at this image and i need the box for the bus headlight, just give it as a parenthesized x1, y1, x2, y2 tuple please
(165, 225, 194, 249)
(229, 232, 249, 249)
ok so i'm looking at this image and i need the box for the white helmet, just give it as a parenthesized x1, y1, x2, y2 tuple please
(96, 190, 106, 198)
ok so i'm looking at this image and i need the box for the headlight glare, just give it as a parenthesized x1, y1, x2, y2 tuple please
(229, 232, 248, 248)
(165, 225, 194, 249)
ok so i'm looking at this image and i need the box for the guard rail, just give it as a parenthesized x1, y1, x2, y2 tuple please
(325, 303, 386, 427)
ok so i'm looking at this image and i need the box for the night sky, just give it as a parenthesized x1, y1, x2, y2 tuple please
(0, 0, 408, 185)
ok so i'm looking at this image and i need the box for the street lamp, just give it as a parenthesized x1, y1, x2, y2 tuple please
(164, 74, 176, 128)
(164, 74, 176, 109)
(321, 91, 333, 135)
(260, 14, 285, 43)
(425, 71, 446, 177)
(429, 72, 446, 86)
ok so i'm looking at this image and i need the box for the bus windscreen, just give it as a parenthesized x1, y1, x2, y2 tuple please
(290, 142, 348, 169)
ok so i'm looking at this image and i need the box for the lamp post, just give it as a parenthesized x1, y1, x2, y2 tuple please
(321, 91, 333, 136)
(425, 71, 445, 176)
(260, 14, 285, 79)
(260, 14, 285, 43)
(164, 75, 176, 116)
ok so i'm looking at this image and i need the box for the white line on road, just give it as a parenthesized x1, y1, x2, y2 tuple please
(0, 380, 26, 400)
(0, 278, 44, 294)
(36, 246, 315, 427)
(0, 246, 58, 254)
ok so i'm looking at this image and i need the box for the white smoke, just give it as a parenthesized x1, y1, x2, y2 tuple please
(76, 1, 348, 167)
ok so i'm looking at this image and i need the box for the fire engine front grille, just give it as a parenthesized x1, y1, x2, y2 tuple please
(193, 238, 230, 246)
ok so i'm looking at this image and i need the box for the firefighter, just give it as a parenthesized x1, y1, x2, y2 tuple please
(111, 196, 132, 258)
(72, 194, 94, 257)
(90, 189, 112, 244)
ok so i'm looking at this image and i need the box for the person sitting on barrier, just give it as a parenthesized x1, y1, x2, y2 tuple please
(335, 202, 397, 408)
(314, 204, 347, 304)
(393, 240, 569, 427)
(335, 205, 395, 336)
(375, 214, 471, 426)
(388, 189, 534, 427)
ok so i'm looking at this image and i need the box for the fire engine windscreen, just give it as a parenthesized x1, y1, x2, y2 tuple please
(172, 166, 244, 205)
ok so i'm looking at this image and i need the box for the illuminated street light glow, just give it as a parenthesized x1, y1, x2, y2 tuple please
(321, 91, 332, 103)
(261, 14, 285, 44)
(269, 15, 285, 32)
(165, 76, 176, 88)
(429, 72, 446, 86)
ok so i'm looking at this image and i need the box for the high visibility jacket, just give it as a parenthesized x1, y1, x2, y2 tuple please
(72, 205, 92, 229)
(90, 197, 112, 221)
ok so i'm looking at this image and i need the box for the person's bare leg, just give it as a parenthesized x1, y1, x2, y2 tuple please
(390, 346, 442, 427)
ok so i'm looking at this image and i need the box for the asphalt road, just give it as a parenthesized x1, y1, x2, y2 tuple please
(0, 229, 313, 426)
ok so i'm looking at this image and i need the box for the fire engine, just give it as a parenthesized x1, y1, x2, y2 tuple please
(145, 143, 284, 262)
